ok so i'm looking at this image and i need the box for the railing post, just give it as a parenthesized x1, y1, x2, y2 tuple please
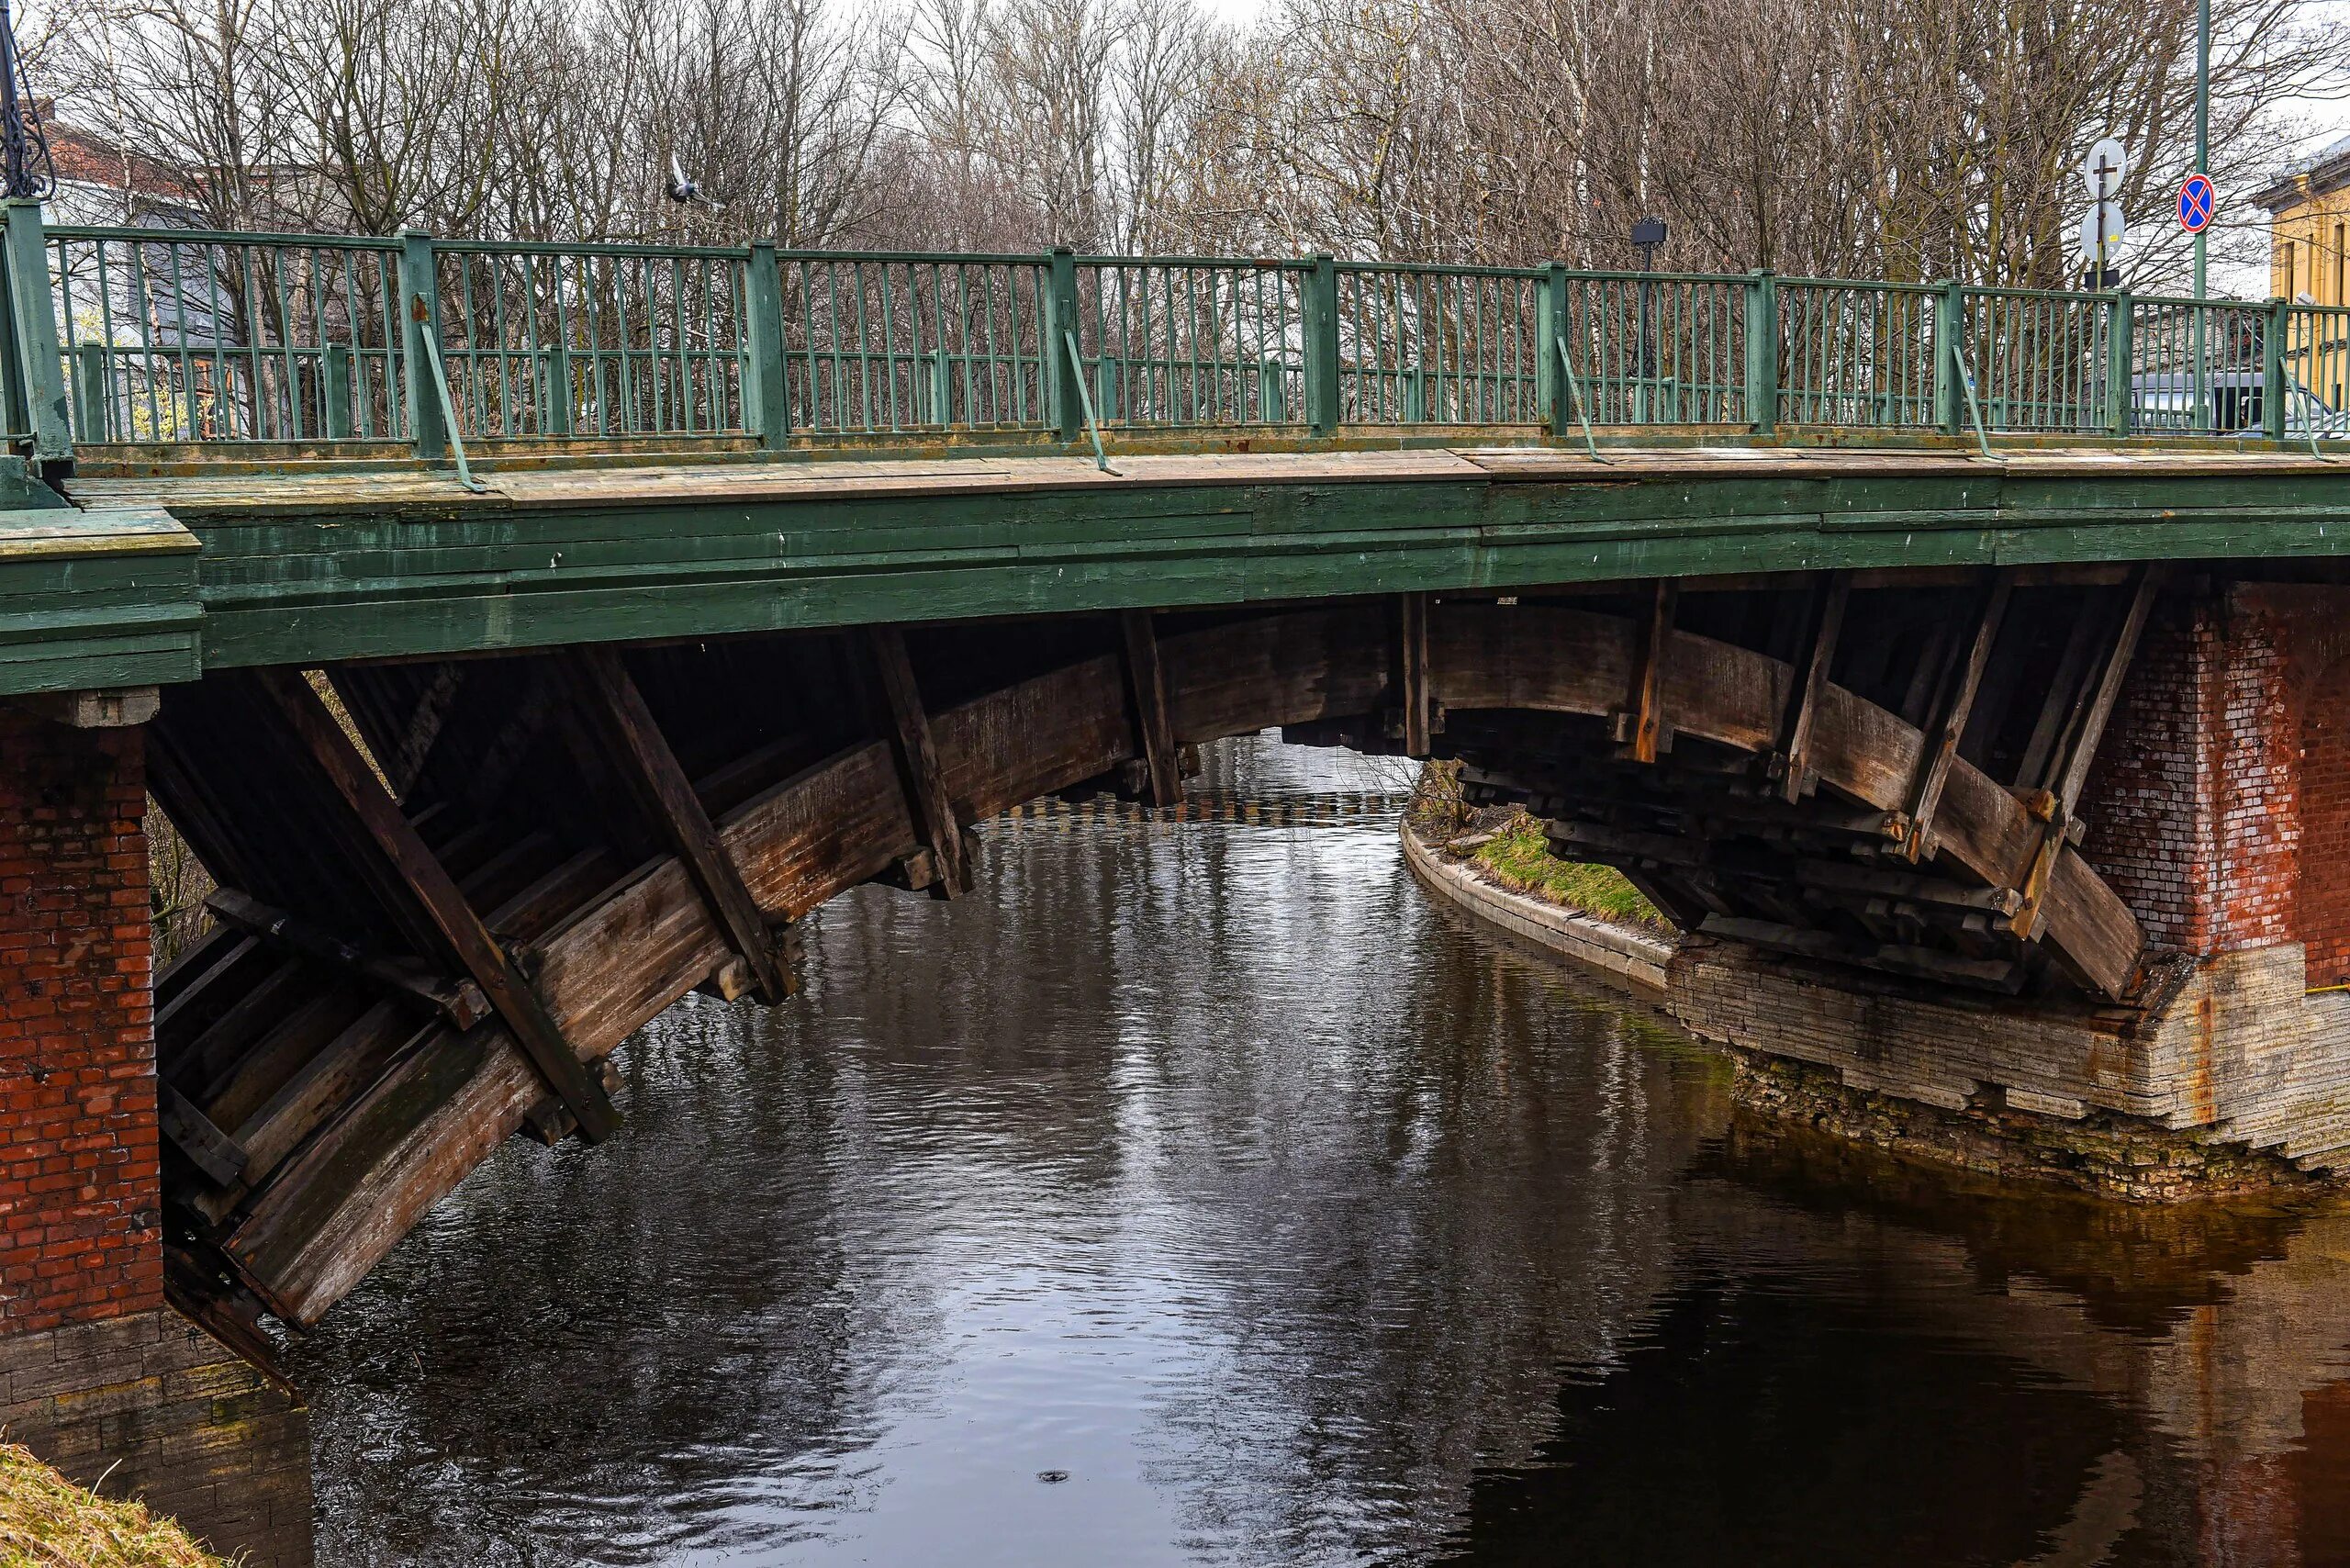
(1258, 354, 1285, 423)
(742, 241, 790, 446)
(1934, 280, 1965, 437)
(397, 230, 447, 461)
(71, 342, 107, 442)
(323, 344, 353, 440)
(1404, 365, 1427, 423)
(540, 347, 572, 437)
(1743, 270, 1776, 436)
(2107, 291, 2133, 439)
(1, 200, 70, 466)
(1539, 263, 1569, 437)
(2264, 296, 2291, 442)
(1304, 253, 1340, 437)
(1045, 247, 1080, 442)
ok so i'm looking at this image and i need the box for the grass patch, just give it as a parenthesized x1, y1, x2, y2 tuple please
(0, 1442, 229, 1566)
(1470, 812, 1672, 932)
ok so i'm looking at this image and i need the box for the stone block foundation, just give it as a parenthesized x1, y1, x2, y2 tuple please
(0, 1306, 312, 1565)
(1669, 937, 2350, 1197)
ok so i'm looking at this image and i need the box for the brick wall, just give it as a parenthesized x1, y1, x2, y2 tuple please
(2080, 588, 2309, 959)
(2303, 652, 2350, 987)
(0, 707, 162, 1332)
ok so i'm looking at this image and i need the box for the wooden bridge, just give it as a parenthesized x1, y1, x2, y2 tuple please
(7, 205, 2350, 1563)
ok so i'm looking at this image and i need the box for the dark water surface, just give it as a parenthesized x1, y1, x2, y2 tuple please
(297, 738, 2350, 1566)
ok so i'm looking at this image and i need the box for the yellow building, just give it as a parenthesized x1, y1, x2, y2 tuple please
(2260, 132, 2350, 409)
(2261, 132, 2350, 304)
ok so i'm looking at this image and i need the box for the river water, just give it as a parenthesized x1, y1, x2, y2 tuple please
(294, 736, 2350, 1567)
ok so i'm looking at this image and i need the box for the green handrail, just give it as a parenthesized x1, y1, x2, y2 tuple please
(22, 207, 2350, 465)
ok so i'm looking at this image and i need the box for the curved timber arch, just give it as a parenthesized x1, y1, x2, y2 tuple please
(145, 580, 2152, 1342)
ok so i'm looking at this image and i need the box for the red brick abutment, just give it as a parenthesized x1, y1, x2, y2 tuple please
(0, 706, 311, 1565)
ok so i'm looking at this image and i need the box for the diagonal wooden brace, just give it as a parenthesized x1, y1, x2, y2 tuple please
(561, 645, 794, 1003)
(1119, 610, 1183, 807)
(252, 666, 620, 1141)
(863, 627, 970, 899)
(1899, 569, 2012, 861)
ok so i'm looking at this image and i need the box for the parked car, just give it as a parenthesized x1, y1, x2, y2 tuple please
(2130, 370, 2350, 437)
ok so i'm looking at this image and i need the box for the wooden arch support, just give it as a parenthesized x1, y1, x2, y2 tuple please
(157, 593, 2147, 1331)
(1423, 601, 2143, 999)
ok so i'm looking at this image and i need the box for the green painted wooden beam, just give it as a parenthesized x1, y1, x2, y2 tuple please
(75, 454, 2350, 677)
(0, 507, 203, 695)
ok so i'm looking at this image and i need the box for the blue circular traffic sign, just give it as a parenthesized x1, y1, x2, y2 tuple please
(2178, 174, 2216, 233)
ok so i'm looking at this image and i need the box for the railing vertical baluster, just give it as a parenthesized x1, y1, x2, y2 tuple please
(1744, 271, 1776, 436)
(398, 230, 447, 462)
(72, 342, 106, 441)
(2265, 295, 2290, 442)
(2108, 292, 2133, 438)
(1305, 253, 1339, 436)
(324, 343, 353, 439)
(743, 242, 789, 446)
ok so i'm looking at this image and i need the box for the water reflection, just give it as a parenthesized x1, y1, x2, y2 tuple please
(297, 737, 2350, 1566)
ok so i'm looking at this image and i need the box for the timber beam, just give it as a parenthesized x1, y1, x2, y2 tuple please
(1397, 592, 1433, 756)
(1614, 580, 1677, 762)
(250, 667, 621, 1141)
(562, 646, 794, 1002)
(1897, 570, 2012, 861)
(1120, 610, 1183, 807)
(864, 627, 971, 899)
(204, 887, 489, 1030)
(1773, 571, 1849, 802)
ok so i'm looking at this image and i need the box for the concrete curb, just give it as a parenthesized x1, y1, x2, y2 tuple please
(1400, 821, 1678, 998)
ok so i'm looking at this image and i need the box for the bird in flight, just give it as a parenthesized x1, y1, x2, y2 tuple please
(668, 152, 723, 208)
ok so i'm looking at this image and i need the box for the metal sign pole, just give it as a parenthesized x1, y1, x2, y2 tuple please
(2193, 0, 2210, 428)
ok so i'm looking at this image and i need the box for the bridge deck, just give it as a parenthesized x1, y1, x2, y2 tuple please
(62, 441, 2347, 510)
(16, 441, 2344, 695)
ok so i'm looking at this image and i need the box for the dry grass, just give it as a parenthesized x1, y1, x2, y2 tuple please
(0, 1444, 229, 1568)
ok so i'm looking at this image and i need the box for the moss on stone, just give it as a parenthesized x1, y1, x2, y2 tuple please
(1469, 811, 1672, 932)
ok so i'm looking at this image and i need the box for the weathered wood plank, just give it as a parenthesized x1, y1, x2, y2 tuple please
(251, 666, 620, 1140)
(204, 887, 488, 1031)
(563, 645, 793, 1002)
(864, 627, 969, 899)
(1120, 611, 1182, 806)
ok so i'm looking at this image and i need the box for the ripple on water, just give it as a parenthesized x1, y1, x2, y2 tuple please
(296, 735, 2350, 1566)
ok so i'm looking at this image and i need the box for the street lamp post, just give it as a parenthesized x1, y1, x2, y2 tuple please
(0, 0, 52, 199)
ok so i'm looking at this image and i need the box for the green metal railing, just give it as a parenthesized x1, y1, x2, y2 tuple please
(9, 199, 2348, 468)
